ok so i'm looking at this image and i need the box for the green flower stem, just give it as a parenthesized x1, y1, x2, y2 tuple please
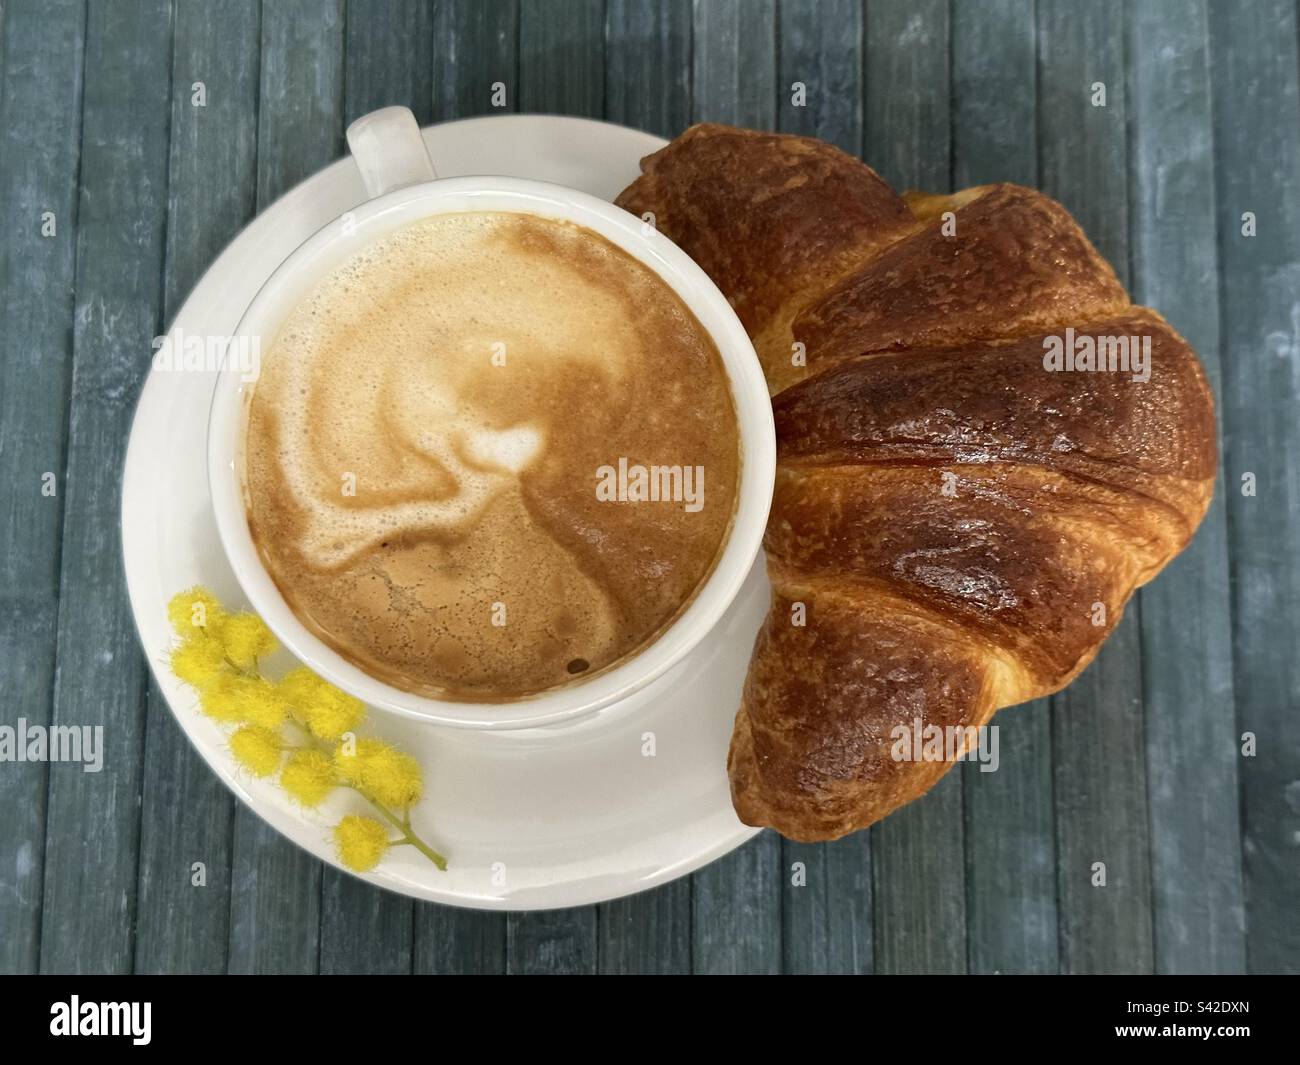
(367, 800, 448, 870)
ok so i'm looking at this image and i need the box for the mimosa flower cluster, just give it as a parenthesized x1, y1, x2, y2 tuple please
(166, 586, 446, 872)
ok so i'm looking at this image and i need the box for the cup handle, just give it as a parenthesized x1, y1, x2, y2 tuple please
(346, 106, 438, 198)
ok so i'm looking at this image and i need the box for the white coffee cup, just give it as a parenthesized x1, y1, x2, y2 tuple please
(208, 106, 775, 731)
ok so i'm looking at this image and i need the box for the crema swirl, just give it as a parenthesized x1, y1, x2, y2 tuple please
(242, 211, 740, 700)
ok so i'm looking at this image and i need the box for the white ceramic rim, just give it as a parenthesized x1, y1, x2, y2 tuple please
(207, 176, 775, 731)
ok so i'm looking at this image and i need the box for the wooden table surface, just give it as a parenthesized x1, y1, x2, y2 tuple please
(1, 0, 1296, 975)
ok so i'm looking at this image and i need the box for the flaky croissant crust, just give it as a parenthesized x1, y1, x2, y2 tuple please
(617, 124, 1216, 841)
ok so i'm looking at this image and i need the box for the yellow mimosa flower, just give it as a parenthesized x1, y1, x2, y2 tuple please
(333, 738, 423, 809)
(169, 634, 227, 687)
(306, 689, 366, 742)
(195, 673, 283, 727)
(281, 749, 337, 807)
(334, 815, 391, 872)
(278, 666, 327, 709)
(229, 726, 282, 777)
(198, 674, 253, 723)
(279, 667, 366, 740)
(166, 586, 226, 636)
(166, 586, 446, 873)
(220, 612, 278, 669)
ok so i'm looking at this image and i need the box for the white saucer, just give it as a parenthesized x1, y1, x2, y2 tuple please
(122, 115, 765, 910)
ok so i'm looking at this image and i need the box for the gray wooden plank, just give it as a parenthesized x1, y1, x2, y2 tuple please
(1038, 0, 1155, 976)
(1207, 0, 1300, 975)
(953, 0, 1037, 190)
(226, 816, 322, 974)
(135, 701, 236, 974)
(345, 0, 433, 124)
(319, 876, 413, 974)
(156, 0, 260, 306)
(693, 830, 782, 974)
(775, 0, 872, 975)
(0, 0, 85, 976)
(254, 0, 345, 209)
(951, 0, 1059, 976)
(518, 0, 603, 117)
(1128, 0, 1246, 976)
(598, 882, 691, 974)
(781, 838, 872, 974)
(604, 0, 690, 139)
(862, 0, 949, 190)
(863, 0, 967, 975)
(691, 0, 775, 129)
(495, 0, 607, 975)
(776, 0, 862, 152)
(963, 713, 1057, 973)
(37, 0, 172, 975)
(506, 905, 598, 974)
(133, 0, 259, 977)
(1052, 623, 1154, 974)
(227, 0, 345, 975)
(413, 904, 507, 973)
(431, 0, 519, 121)
(593, 0, 695, 977)
(687, 0, 783, 976)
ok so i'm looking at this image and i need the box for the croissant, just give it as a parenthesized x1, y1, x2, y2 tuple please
(616, 124, 1217, 842)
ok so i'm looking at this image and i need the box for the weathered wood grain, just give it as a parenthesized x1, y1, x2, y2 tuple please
(506, 905, 598, 974)
(133, 0, 259, 977)
(686, 0, 783, 976)
(781, 838, 873, 974)
(953, 0, 1037, 190)
(0, 0, 85, 976)
(605, 0, 690, 139)
(691, 0, 774, 129)
(863, 0, 950, 191)
(254, 0, 345, 208)
(693, 829, 782, 974)
(135, 692, 238, 973)
(227, 0, 346, 975)
(346, 0, 434, 124)
(1128, 0, 1246, 976)
(36, 0, 171, 975)
(1207, 0, 1300, 975)
(775, 0, 873, 975)
(518, 0, 603, 117)
(776, 0, 861, 152)
(599, 882, 691, 974)
(414, 904, 507, 974)
(951, 0, 1060, 976)
(319, 875, 414, 974)
(863, 0, 968, 976)
(432, 0, 519, 120)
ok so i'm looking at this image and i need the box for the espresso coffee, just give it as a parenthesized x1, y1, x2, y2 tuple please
(242, 211, 740, 700)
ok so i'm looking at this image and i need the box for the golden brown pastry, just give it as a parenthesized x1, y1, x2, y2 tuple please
(616, 124, 917, 394)
(616, 124, 1217, 842)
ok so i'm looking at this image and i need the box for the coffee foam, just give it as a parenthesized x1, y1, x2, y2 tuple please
(243, 211, 739, 699)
